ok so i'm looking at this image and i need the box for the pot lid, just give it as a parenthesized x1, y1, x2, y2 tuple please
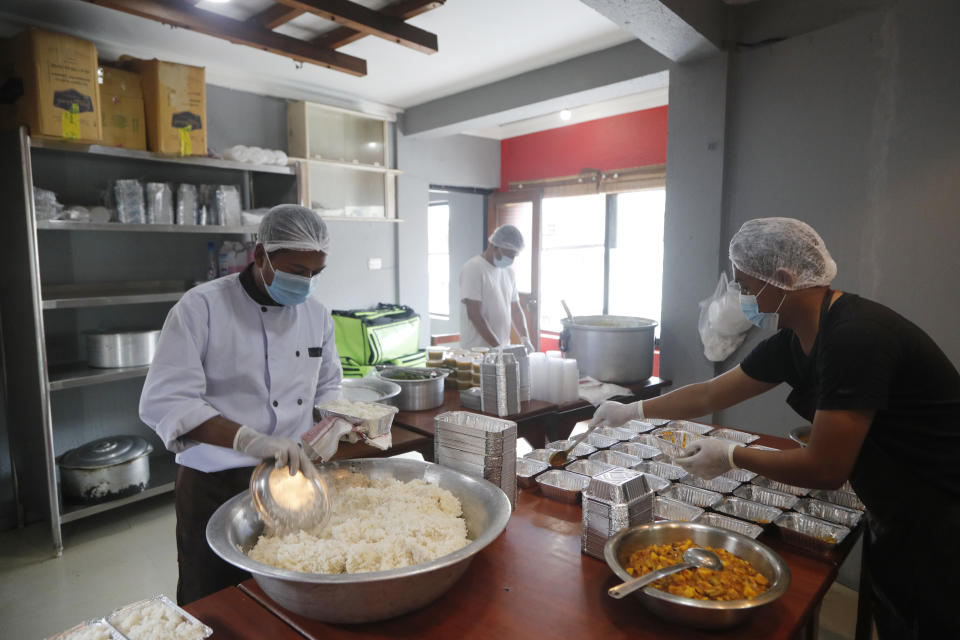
(59, 435, 152, 469)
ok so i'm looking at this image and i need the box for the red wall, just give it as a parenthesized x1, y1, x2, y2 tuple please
(500, 106, 668, 190)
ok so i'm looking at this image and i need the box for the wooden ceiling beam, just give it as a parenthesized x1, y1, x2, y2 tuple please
(81, 0, 367, 76)
(248, 4, 305, 30)
(312, 0, 444, 51)
(272, 0, 439, 54)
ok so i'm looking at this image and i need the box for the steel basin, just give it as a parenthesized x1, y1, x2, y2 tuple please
(340, 377, 402, 403)
(604, 521, 790, 630)
(206, 458, 511, 623)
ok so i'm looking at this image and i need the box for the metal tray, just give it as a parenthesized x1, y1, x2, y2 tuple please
(47, 618, 124, 640)
(434, 443, 503, 467)
(583, 433, 619, 449)
(808, 489, 866, 511)
(712, 496, 782, 525)
(708, 427, 761, 444)
(623, 419, 658, 434)
(593, 426, 637, 441)
(734, 484, 800, 510)
(653, 429, 708, 459)
(434, 411, 518, 436)
(610, 442, 662, 460)
(774, 512, 851, 556)
(658, 483, 723, 509)
(722, 467, 758, 483)
(652, 495, 704, 522)
(565, 459, 616, 478)
(627, 434, 662, 449)
(664, 420, 714, 435)
(315, 401, 397, 438)
(435, 430, 513, 455)
(588, 450, 642, 469)
(546, 440, 599, 458)
(584, 467, 649, 502)
(752, 476, 810, 497)
(680, 473, 741, 494)
(696, 512, 764, 539)
(107, 594, 213, 639)
(524, 449, 562, 464)
(536, 469, 590, 503)
(635, 460, 687, 481)
(794, 498, 864, 528)
(516, 457, 549, 489)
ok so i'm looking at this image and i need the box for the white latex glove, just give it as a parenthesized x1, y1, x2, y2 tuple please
(675, 439, 739, 480)
(233, 425, 317, 479)
(521, 336, 536, 354)
(588, 400, 644, 428)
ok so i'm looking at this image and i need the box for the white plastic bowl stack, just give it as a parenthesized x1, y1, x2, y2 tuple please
(581, 467, 654, 559)
(434, 411, 518, 508)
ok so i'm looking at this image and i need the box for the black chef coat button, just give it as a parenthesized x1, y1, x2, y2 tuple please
(261, 306, 267, 312)
(272, 400, 278, 407)
(297, 399, 303, 405)
(296, 350, 300, 357)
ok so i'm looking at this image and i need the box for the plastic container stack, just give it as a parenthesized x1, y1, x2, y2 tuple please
(527, 351, 579, 403)
(581, 467, 654, 559)
(434, 411, 517, 508)
(480, 350, 520, 417)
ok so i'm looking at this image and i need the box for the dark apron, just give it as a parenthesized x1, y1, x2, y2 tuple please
(787, 291, 960, 639)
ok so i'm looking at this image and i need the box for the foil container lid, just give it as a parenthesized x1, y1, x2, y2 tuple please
(59, 435, 152, 470)
(584, 467, 650, 502)
(610, 442, 662, 460)
(679, 473, 741, 494)
(696, 512, 763, 539)
(713, 496, 782, 524)
(735, 484, 801, 510)
(652, 495, 704, 522)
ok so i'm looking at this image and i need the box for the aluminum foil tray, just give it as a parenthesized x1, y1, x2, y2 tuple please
(713, 496, 781, 525)
(653, 429, 708, 459)
(628, 434, 662, 449)
(536, 469, 589, 503)
(696, 512, 764, 539)
(316, 403, 397, 438)
(588, 449, 642, 469)
(434, 443, 504, 467)
(637, 472, 671, 493)
(748, 444, 781, 451)
(610, 442, 662, 460)
(593, 426, 637, 441)
(774, 512, 851, 555)
(680, 473, 741, 494)
(524, 449, 566, 464)
(439, 454, 514, 484)
(585, 433, 619, 449)
(107, 594, 213, 640)
(722, 468, 758, 483)
(624, 419, 658, 434)
(809, 489, 866, 511)
(516, 457, 549, 489)
(794, 498, 863, 528)
(635, 460, 687, 481)
(734, 484, 800, 510)
(48, 618, 125, 640)
(708, 427, 761, 444)
(434, 411, 518, 436)
(645, 418, 671, 426)
(658, 483, 723, 509)
(584, 467, 649, 502)
(653, 495, 704, 522)
(565, 459, 616, 478)
(545, 440, 599, 458)
(752, 476, 810, 497)
(435, 430, 514, 455)
(664, 420, 714, 435)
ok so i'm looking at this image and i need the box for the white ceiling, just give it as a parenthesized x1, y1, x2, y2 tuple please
(0, 0, 637, 115)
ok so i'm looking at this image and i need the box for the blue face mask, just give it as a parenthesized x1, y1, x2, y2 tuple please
(492, 248, 514, 268)
(739, 282, 786, 331)
(261, 252, 320, 306)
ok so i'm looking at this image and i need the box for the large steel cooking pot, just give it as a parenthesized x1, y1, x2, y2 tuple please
(57, 435, 153, 503)
(376, 366, 449, 411)
(85, 329, 160, 368)
(560, 315, 657, 383)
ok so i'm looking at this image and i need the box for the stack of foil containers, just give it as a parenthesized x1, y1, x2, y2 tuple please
(480, 350, 521, 417)
(500, 345, 531, 402)
(434, 411, 517, 508)
(581, 467, 655, 559)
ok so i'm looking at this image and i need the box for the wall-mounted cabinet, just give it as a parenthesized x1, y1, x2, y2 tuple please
(288, 101, 400, 220)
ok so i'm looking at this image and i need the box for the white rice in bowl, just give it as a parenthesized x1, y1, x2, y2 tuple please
(248, 472, 469, 574)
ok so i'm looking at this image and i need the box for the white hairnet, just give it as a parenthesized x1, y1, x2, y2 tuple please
(489, 224, 525, 251)
(258, 205, 330, 253)
(729, 217, 837, 291)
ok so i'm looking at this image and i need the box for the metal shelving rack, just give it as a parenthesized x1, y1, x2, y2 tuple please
(0, 128, 301, 553)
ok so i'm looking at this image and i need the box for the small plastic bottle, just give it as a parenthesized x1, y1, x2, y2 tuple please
(206, 242, 217, 280)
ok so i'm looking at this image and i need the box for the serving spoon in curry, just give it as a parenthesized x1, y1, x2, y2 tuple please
(608, 547, 723, 599)
(548, 420, 602, 467)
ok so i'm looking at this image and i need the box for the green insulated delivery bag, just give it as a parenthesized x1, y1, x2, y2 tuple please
(332, 303, 420, 366)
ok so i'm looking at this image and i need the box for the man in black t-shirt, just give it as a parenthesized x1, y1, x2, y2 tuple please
(589, 218, 959, 639)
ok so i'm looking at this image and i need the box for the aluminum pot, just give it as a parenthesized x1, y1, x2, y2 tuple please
(376, 366, 449, 411)
(206, 458, 512, 623)
(560, 315, 657, 383)
(86, 329, 160, 368)
(57, 435, 153, 503)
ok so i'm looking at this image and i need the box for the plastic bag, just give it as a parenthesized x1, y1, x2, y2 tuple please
(698, 272, 752, 362)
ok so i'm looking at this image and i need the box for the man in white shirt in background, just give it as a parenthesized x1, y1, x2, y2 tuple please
(459, 224, 535, 352)
(140, 205, 342, 605)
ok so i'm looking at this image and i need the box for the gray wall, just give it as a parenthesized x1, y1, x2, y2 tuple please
(206, 85, 289, 154)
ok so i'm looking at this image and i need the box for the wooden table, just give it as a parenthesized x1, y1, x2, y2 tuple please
(183, 586, 304, 639)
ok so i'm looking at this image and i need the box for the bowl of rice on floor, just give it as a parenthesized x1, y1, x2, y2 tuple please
(206, 458, 512, 623)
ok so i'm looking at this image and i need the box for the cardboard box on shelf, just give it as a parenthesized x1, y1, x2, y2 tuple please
(100, 66, 146, 150)
(0, 27, 102, 142)
(119, 56, 205, 156)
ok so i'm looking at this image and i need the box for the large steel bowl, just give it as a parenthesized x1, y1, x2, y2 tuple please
(206, 458, 511, 623)
(604, 521, 790, 630)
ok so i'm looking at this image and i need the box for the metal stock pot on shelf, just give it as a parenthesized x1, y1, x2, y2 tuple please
(57, 435, 153, 503)
(560, 315, 658, 384)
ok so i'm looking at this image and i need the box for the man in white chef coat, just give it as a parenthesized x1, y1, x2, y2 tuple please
(458, 224, 535, 352)
(140, 205, 342, 605)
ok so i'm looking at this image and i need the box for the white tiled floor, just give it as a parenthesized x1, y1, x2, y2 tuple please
(0, 493, 869, 639)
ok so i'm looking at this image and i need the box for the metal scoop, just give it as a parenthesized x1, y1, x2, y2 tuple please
(250, 460, 331, 533)
(548, 421, 600, 467)
(608, 547, 723, 599)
